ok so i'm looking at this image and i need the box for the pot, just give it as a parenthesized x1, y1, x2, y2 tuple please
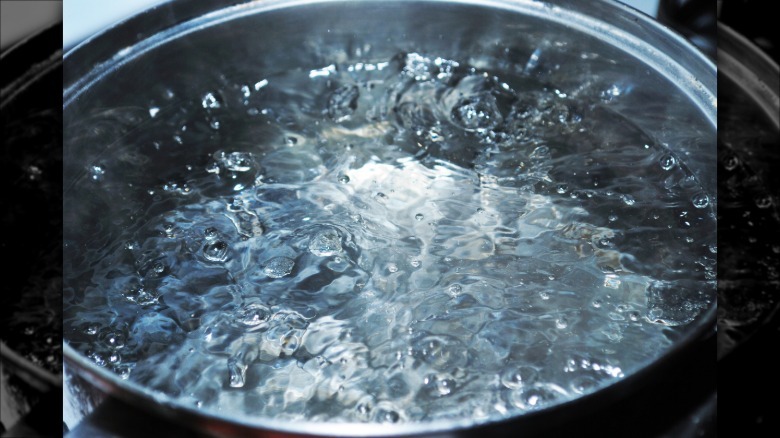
(716, 19, 780, 436)
(0, 22, 63, 437)
(716, 22, 780, 360)
(62, 1, 717, 436)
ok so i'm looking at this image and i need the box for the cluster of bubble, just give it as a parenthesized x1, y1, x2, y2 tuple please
(64, 51, 716, 424)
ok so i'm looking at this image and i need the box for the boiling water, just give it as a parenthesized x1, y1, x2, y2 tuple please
(64, 52, 715, 423)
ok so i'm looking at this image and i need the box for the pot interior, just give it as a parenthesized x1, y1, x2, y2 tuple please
(62, 0, 716, 434)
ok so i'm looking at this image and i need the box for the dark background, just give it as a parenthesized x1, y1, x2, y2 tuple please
(716, 0, 780, 437)
(719, 0, 779, 64)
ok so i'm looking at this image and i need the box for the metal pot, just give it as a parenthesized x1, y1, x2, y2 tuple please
(716, 19, 780, 436)
(716, 22, 780, 360)
(62, 1, 717, 436)
(0, 22, 63, 437)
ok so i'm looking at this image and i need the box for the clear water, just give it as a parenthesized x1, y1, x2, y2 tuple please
(64, 52, 715, 423)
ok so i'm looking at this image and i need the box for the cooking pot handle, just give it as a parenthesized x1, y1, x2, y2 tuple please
(66, 397, 209, 438)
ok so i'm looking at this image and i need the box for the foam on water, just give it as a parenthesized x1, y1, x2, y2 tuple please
(64, 52, 715, 423)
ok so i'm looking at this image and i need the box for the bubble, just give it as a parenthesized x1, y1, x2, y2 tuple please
(722, 154, 739, 171)
(423, 373, 457, 397)
(114, 365, 132, 380)
(90, 165, 105, 181)
(530, 145, 551, 161)
(603, 321, 624, 341)
(415, 213, 424, 221)
(410, 259, 421, 268)
(90, 352, 108, 367)
(122, 286, 158, 307)
(308, 227, 342, 257)
(434, 56, 460, 80)
(500, 367, 538, 390)
(204, 227, 218, 240)
(691, 193, 709, 209)
(648, 307, 664, 320)
(227, 198, 244, 212)
(603, 275, 620, 289)
(285, 136, 298, 147)
(756, 195, 773, 209)
(570, 376, 598, 394)
(403, 52, 433, 81)
(215, 151, 253, 172)
(555, 316, 569, 329)
(327, 85, 360, 121)
(280, 332, 301, 356)
(338, 173, 350, 183)
(149, 107, 160, 118)
(228, 358, 248, 388)
(600, 84, 621, 102)
(101, 331, 126, 350)
(448, 284, 463, 296)
(263, 256, 295, 278)
(387, 263, 399, 273)
(108, 353, 121, 364)
(254, 79, 269, 91)
(414, 335, 467, 369)
(26, 165, 43, 181)
(509, 383, 568, 410)
(203, 240, 229, 262)
(201, 92, 222, 109)
(659, 154, 676, 171)
(621, 194, 636, 206)
(376, 409, 400, 423)
(356, 401, 372, 419)
(451, 94, 502, 131)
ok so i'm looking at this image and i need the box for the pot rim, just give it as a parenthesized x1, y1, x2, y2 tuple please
(63, 0, 716, 126)
(1, 22, 62, 106)
(62, 1, 717, 435)
(717, 21, 780, 129)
